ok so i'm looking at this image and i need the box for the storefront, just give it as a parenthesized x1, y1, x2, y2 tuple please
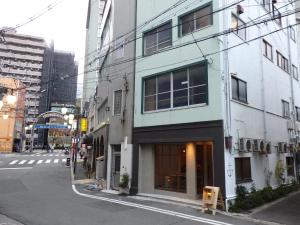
(131, 120, 225, 200)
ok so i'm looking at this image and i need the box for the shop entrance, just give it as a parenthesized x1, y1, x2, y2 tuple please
(111, 145, 121, 190)
(196, 142, 213, 196)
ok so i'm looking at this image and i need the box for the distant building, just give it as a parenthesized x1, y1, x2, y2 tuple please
(0, 28, 47, 126)
(0, 77, 25, 152)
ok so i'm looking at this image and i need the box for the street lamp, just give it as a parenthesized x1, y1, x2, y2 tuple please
(61, 107, 68, 115)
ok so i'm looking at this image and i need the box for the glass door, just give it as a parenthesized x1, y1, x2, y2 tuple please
(111, 145, 121, 190)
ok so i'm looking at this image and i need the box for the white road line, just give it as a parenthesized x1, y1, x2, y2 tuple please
(62, 159, 66, 162)
(55, 154, 60, 156)
(28, 160, 35, 165)
(19, 160, 27, 165)
(37, 160, 43, 164)
(9, 160, 18, 165)
(71, 185, 233, 225)
(45, 159, 51, 164)
(54, 159, 59, 163)
(49, 154, 53, 156)
(0, 167, 32, 170)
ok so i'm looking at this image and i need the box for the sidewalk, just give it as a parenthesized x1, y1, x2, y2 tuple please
(0, 213, 24, 225)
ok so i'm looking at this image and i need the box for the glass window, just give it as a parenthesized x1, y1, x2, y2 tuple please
(235, 157, 252, 183)
(144, 77, 157, 111)
(173, 69, 188, 107)
(296, 107, 300, 122)
(286, 157, 294, 176)
(155, 144, 186, 193)
(157, 74, 171, 109)
(231, 14, 246, 40)
(113, 90, 122, 115)
(276, 51, 289, 72)
(290, 27, 296, 42)
(180, 4, 212, 36)
(231, 76, 247, 103)
(261, 0, 271, 11)
(282, 100, 290, 118)
(189, 65, 207, 105)
(292, 64, 298, 80)
(263, 39, 273, 61)
(144, 22, 172, 55)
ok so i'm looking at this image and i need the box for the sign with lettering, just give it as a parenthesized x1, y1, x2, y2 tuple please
(80, 118, 88, 132)
(34, 124, 68, 129)
(39, 111, 64, 119)
(202, 186, 225, 215)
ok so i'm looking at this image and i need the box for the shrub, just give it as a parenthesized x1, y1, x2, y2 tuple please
(119, 173, 129, 189)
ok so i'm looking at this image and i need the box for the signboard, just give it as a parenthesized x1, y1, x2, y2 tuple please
(80, 118, 88, 132)
(34, 124, 68, 129)
(202, 186, 225, 215)
(39, 111, 64, 119)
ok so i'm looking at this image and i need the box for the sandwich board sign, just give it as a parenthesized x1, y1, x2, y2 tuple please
(202, 186, 225, 215)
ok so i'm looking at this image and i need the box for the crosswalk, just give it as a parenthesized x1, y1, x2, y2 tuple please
(8, 158, 67, 166)
(22, 153, 66, 157)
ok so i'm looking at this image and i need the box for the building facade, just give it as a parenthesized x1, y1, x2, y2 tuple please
(86, 0, 136, 190)
(0, 28, 46, 126)
(132, 0, 300, 206)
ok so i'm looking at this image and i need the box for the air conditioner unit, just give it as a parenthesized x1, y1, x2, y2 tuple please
(278, 142, 288, 153)
(258, 140, 266, 153)
(253, 139, 262, 152)
(289, 144, 295, 153)
(239, 138, 253, 152)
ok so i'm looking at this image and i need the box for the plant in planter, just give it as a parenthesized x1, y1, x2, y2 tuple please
(275, 160, 285, 185)
(119, 172, 130, 195)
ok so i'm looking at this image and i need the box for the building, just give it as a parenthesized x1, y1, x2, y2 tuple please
(0, 28, 47, 127)
(0, 77, 25, 152)
(85, 0, 136, 190)
(82, 0, 106, 110)
(132, 0, 300, 206)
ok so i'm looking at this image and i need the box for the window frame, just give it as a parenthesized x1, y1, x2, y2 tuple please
(143, 61, 208, 113)
(179, 2, 213, 37)
(272, 5, 282, 26)
(231, 76, 248, 104)
(296, 106, 300, 122)
(261, 0, 271, 12)
(276, 51, 289, 72)
(286, 156, 294, 177)
(290, 26, 296, 42)
(263, 39, 273, 61)
(143, 20, 173, 56)
(235, 157, 252, 184)
(282, 100, 290, 118)
(113, 89, 123, 116)
(231, 13, 247, 40)
(292, 64, 298, 80)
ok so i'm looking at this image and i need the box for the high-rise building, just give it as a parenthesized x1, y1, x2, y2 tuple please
(0, 28, 46, 126)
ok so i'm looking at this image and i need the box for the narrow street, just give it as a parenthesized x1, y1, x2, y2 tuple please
(0, 151, 255, 225)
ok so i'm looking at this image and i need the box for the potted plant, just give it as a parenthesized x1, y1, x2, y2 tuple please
(119, 172, 130, 195)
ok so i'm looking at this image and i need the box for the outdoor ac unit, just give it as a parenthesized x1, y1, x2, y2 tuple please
(253, 139, 259, 152)
(239, 138, 253, 152)
(289, 144, 295, 153)
(258, 140, 266, 153)
(278, 142, 288, 153)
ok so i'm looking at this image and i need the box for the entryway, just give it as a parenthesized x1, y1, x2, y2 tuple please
(111, 145, 121, 190)
(196, 142, 213, 196)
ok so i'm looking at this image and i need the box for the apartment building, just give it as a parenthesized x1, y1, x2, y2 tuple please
(86, 0, 136, 190)
(132, 0, 300, 206)
(82, 0, 106, 109)
(0, 28, 46, 127)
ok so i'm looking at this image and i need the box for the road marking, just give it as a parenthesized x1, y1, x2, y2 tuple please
(62, 159, 66, 162)
(49, 154, 53, 156)
(55, 154, 59, 156)
(45, 159, 51, 164)
(72, 185, 233, 225)
(9, 160, 18, 165)
(0, 167, 32, 170)
(28, 160, 35, 164)
(19, 160, 27, 165)
(37, 160, 43, 164)
(54, 159, 59, 163)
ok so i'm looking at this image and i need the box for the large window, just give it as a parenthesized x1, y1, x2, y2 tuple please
(286, 157, 294, 177)
(276, 51, 288, 72)
(235, 157, 252, 184)
(155, 144, 186, 193)
(113, 90, 122, 115)
(282, 100, 290, 118)
(231, 14, 246, 40)
(143, 63, 208, 112)
(143, 22, 172, 55)
(179, 4, 213, 36)
(231, 76, 247, 103)
(263, 39, 273, 61)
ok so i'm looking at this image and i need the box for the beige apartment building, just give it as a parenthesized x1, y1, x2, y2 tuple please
(0, 28, 46, 126)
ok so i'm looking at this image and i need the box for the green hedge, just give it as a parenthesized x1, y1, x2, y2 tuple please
(229, 183, 300, 212)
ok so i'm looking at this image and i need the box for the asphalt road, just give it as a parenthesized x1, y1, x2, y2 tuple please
(0, 151, 257, 225)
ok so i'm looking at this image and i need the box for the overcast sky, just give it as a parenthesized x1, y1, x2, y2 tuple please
(0, 0, 89, 97)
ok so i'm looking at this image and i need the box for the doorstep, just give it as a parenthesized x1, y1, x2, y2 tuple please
(72, 179, 96, 185)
